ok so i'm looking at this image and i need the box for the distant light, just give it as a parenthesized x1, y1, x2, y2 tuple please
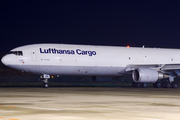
(127, 45, 130, 48)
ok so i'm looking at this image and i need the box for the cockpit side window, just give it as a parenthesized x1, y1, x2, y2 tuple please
(8, 51, 23, 56)
(17, 51, 23, 56)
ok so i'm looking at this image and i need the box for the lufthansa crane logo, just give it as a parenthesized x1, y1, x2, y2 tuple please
(19, 59, 25, 64)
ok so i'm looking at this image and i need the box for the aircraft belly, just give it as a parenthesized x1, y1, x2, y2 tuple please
(40, 65, 124, 76)
(9, 65, 125, 76)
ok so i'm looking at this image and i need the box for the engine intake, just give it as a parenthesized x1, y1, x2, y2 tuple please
(132, 68, 165, 83)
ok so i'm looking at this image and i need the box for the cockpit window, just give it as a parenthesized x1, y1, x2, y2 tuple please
(8, 51, 23, 56)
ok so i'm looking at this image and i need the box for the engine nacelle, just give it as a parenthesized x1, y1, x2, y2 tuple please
(132, 68, 165, 83)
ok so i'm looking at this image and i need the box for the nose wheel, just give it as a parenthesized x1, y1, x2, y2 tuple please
(43, 82, 49, 88)
(42, 79, 49, 88)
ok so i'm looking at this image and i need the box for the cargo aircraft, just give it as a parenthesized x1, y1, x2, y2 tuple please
(1, 44, 180, 88)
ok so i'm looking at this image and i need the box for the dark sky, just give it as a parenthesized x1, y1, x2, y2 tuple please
(1, 0, 180, 52)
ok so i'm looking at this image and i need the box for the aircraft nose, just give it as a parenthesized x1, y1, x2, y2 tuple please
(1, 55, 10, 66)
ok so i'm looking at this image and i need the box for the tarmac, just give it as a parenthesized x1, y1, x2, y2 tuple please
(0, 87, 180, 120)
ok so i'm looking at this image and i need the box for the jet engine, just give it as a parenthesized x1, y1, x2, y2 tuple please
(132, 68, 165, 83)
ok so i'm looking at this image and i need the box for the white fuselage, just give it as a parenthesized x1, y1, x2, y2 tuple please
(2, 44, 180, 76)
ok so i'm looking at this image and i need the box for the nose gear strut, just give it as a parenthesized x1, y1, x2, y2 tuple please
(40, 74, 50, 88)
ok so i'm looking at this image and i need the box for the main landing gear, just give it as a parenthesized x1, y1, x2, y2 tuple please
(153, 82, 162, 88)
(132, 82, 179, 88)
(132, 77, 179, 89)
(153, 82, 179, 88)
(41, 74, 50, 88)
(161, 82, 178, 88)
(132, 82, 148, 88)
(153, 76, 179, 88)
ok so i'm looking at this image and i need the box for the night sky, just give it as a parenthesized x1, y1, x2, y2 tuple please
(1, 0, 180, 53)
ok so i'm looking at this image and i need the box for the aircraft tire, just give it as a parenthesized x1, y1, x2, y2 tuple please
(156, 82, 161, 88)
(43, 83, 49, 88)
(172, 82, 179, 89)
(166, 83, 172, 88)
(153, 82, 161, 88)
(142, 83, 148, 88)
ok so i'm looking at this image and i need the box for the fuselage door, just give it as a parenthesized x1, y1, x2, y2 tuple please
(31, 51, 37, 61)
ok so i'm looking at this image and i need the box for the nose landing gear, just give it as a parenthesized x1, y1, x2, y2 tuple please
(42, 79, 49, 88)
(41, 74, 50, 88)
